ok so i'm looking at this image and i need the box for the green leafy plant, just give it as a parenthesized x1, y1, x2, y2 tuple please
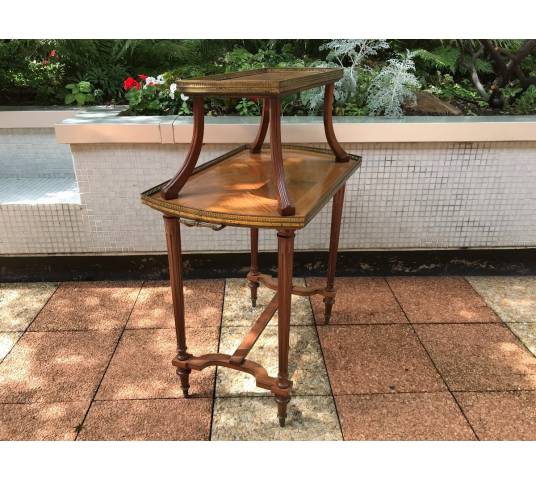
(367, 51, 421, 117)
(513, 85, 536, 114)
(121, 74, 188, 116)
(64, 81, 95, 106)
(235, 98, 260, 116)
(301, 39, 389, 113)
(414, 46, 460, 73)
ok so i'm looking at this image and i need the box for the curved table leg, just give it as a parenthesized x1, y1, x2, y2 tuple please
(250, 98, 270, 153)
(276, 229, 294, 426)
(324, 83, 350, 162)
(324, 185, 345, 324)
(162, 95, 205, 199)
(269, 97, 295, 216)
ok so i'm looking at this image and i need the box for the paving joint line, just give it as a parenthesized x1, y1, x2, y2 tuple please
(209, 278, 226, 440)
(74, 281, 145, 440)
(0, 282, 60, 368)
(463, 276, 536, 361)
(304, 276, 345, 440)
(10, 388, 536, 407)
(384, 277, 481, 440)
(315, 320, 503, 327)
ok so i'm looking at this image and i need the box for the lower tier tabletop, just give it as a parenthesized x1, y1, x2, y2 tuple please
(141, 144, 361, 229)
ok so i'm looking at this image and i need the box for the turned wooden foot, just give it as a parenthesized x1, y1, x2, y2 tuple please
(323, 295, 335, 324)
(275, 395, 290, 427)
(248, 280, 259, 308)
(177, 367, 191, 398)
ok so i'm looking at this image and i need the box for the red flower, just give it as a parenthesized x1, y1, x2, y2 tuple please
(138, 74, 148, 81)
(48, 50, 57, 58)
(249, 96, 259, 102)
(123, 77, 141, 91)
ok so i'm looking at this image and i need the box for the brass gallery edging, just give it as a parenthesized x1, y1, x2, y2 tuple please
(140, 143, 361, 229)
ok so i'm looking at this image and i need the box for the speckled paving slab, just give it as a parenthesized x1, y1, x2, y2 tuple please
(318, 324, 446, 394)
(0, 332, 22, 362)
(96, 328, 219, 400)
(0, 283, 57, 331)
(507, 322, 536, 356)
(335, 392, 475, 440)
(307, 277, 407, 324)
(78, 398, 212, 440)
(0, 401, 89, 440)
(211, 396, 342, 440)
(455, 391, 536, 440)
(222, 278, 313, 326)
(467, 276, 536, 323)
(415, 323, 536, 391)
(216, 325, 331, 396)
(0, 330, 121, 403)
(30, 281, 142, 331)
(506, 323, 536, 356)
(387, 277, 499, 323)
(127, 279, 224, 329)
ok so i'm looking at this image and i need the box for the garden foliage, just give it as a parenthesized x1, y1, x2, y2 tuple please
(1, 39, 535, 116)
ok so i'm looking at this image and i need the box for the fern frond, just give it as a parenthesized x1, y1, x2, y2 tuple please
(414, 47, 460, 73)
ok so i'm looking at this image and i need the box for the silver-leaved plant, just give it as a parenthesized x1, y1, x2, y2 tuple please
(301, 39, 389, 113)
(367, 50, 421, 117)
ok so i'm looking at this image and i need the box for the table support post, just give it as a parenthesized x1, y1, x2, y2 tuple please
(269, 97, 295, 216)
(250, 98, 270, 153)
(162, 95, 205, 199)
(248, 228, 260, 307)
(324, 185, 345, 324)
(323, 83, 350, 162)
(276, 229, 294, 426)
(164, 215, 191, 397)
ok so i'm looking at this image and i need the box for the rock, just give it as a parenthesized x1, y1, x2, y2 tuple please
(407, 91, 462, 116)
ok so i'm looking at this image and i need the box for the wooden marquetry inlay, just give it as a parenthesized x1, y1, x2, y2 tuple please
(142, 145, 361, 229)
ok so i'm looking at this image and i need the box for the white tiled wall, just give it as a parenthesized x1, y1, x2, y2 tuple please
(0, 128, 74, 177)
(0, 204, 90, 254)
(1, 131, 535, 255)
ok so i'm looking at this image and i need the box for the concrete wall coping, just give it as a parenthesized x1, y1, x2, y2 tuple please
(2, 107, 536, 143)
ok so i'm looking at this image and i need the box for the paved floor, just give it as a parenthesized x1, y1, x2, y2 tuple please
(1, 276, 535, 440)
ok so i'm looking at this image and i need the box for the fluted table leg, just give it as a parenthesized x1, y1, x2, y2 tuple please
(275, 229, 294, 426)
(248, 228, 260, 307)
(164, 215, 191, 397)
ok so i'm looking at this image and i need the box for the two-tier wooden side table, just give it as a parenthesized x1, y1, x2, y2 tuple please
(141, 68, 362, 426)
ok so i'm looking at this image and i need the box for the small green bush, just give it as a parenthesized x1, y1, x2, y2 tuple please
(513, 85, 536, 114)
(64, 81, 98, 106)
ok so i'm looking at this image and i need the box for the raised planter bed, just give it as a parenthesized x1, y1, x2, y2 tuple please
(1, 108, 536, 257)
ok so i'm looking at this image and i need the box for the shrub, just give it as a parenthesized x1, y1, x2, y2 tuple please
(513, 85, 536, 114)
(367, 51, 421, 117)
(64, 81, 98, 106)
(122, 74, 191, 116)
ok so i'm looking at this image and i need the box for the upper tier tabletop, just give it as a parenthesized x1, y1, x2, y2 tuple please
(175, 68, 343, 96)
(141, 145, 361, 229)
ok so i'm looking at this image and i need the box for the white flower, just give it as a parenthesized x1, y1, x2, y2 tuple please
(144, 76, 157, 88)
(169, 83, 177, 99)
(180, 93, 189, 101)
(156, 74, 165, 85)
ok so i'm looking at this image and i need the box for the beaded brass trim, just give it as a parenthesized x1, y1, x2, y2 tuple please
(175, 68, 343, 96)
(140, 144, 361, 230)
